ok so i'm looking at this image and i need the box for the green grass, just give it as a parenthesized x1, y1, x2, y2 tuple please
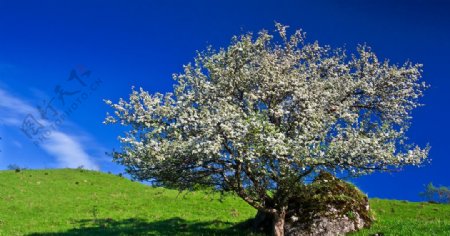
(351, 199, 450, 235)
(0, 169, 449, 235)
(0, 169, 257, 236)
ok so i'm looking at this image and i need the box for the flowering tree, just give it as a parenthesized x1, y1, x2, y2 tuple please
(104, 24, 429, 235)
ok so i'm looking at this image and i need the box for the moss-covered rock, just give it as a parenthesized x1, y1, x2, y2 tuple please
(284, 171, 372, 235)
(253, 171, 373, 235)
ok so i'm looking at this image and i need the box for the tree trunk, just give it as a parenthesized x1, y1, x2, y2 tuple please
(272, 210, 286, 236)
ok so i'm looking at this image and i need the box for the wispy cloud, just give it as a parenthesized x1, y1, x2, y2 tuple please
(0, 88, 99, 170)
(0, 89, 36, 124)
(41, 132, 98, 169)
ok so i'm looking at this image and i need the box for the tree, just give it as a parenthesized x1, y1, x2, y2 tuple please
(420, 182, 437, 202)
(420, 182, 450, 204)
(104, 24, 429, 235)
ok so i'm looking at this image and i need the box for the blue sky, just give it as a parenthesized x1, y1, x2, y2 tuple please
(0, 0, 449, 201)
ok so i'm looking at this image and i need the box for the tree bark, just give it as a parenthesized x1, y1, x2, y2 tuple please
(272, 210, 286, 236)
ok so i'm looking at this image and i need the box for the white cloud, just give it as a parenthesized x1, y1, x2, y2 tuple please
(41, 132, 98, 170)
(0, 88, 99, 170)
(0, 89, 37, 120)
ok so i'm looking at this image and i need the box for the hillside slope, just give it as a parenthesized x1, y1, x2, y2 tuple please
(0, 169, 448, 235)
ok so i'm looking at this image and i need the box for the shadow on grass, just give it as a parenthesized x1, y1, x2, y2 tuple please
(26, 217, 261, 236)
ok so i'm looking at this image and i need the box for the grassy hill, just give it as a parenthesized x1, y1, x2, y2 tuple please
(0, 169, 448, 235)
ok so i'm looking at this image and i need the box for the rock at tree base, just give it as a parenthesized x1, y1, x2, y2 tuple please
(253, 172, 373, 235)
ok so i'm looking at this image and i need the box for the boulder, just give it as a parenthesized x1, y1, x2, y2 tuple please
(253, 171, 373, 235)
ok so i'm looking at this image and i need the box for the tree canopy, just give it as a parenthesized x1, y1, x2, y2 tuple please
(105, 24, 428, 235)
